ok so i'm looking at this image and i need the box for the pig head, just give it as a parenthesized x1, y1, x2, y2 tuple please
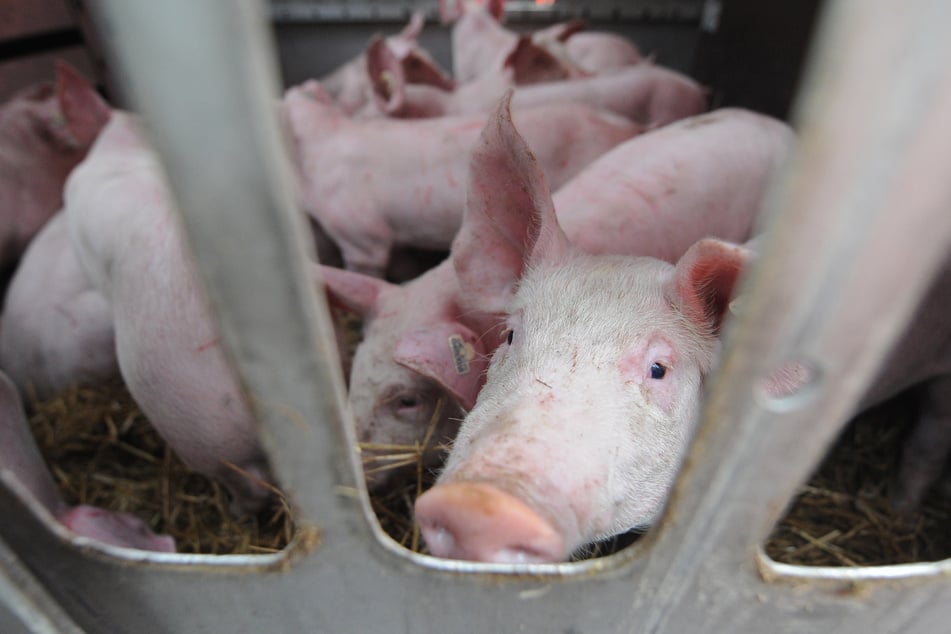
(414, 92, 750, 563)
(0, 61, 109, 278)
(320, 12, 453, 116)
(320, 262, 493, 489)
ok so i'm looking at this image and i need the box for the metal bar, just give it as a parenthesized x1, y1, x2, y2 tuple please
(0, 531, 85, 634)
(636, 0, 951, 629)
(89, 0, 361, 535)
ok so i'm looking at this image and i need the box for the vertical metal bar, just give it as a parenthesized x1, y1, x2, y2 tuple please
(637, 0, 951, 628)
(88, 0, 363, 533)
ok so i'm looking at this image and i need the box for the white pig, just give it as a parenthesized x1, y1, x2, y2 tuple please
(413, 90, 951, 563)
(65, 112, 273, 514)
(0, 61, 109, 280)
(371, 59, 705, 127)
(0, 213, 118, 401)
(320, 12, 454, 116)
(0, 370, 175, 551)
(321, 100, 793, 490)
(284, 82, 642, 276)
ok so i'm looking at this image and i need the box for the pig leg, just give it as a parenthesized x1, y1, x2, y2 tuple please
(893, 375, 951, 513)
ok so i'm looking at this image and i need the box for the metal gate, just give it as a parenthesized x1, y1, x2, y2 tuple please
(1, 1, 950, 632)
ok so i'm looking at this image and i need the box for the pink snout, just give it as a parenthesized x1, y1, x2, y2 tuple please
(415, 481, 565, 563)
(59, 505, 176, 553)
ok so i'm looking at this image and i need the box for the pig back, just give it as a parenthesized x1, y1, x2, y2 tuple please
(554, 108, 795, 263)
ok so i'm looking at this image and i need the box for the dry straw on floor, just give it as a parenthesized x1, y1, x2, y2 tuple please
(26, 380, 951, 564)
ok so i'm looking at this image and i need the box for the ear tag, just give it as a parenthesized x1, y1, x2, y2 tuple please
(449, 335, 475, 374)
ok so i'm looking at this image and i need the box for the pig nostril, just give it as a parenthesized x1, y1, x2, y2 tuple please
(418, 521, 456, 557)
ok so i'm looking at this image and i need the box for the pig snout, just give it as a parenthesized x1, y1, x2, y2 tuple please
(415, 481, 566, 563)
(58, 505, 176, 553)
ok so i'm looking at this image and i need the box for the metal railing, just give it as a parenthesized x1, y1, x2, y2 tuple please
(0, 0, 949, 632)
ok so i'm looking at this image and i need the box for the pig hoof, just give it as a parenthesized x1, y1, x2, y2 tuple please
(415, 481, 565, 563)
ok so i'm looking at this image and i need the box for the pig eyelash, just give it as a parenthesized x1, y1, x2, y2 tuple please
(649, 362, 668, 380)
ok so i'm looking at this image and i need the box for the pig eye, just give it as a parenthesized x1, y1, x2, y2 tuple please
(398, 396, 419, 409)
(501, 328, 514, 345)
(650, 362, 668, 380)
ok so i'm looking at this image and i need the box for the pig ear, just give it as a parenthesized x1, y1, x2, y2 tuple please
(401, 49, 455, 90)
(438, 0, 463, 23)
(53, 60, 110, 148)
(366, 35, 406, 116)
(452, 91, 572, 314)
(486, 0, 506, 21)
(394, 323, 489, 410)
(667, 238, 752, 335)
(283, 81, 341, 141)
(316, 264, 394, 318)
(399, 11, 425, 41)
(504, 36, 574, 84)
(296, 79, 336, 106)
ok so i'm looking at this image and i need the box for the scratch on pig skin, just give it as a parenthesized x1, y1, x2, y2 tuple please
(446, 171, 459, 189)
(536, 378, 552, 389)
(195, 338, 219, 353)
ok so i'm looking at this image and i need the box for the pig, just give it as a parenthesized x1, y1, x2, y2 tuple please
(284, 82, 643, 276)
(364, 31, 588, 119)
(0, 60, 109, 283)
(368, 58, 706, 127)
(64, 112, 273, 515)
(0, 213, 117, 401)
(439, 0, 634, 83)
(319, 12, 454, 116)
(559, 31, 644, 75)
(0, 369, 175, 551)
(413, 92, 951, 563)
(439, 0, 537, 84)
(321, 99, 793, 490)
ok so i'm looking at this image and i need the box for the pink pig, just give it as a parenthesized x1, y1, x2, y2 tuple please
(369, 57, 706, 128)
(559, 31, 643, 75)
(413, 94, 951, 563)
(0, 213, 117, 401)
(320, 99, 793, 489)
(365, 30, 588, 118)
(0, 61, 109, 278)
(439, 0, 638, 83)
(64, 112, 273, 515)
(319, 12, 454, 116)
(284, 82, 642, 276)
(0, 370, 175, 551)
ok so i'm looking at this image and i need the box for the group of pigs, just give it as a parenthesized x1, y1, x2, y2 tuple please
(1, 0, 949, 564)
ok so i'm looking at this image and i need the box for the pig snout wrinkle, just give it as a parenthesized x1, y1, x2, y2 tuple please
(415, 481, 565, 563)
